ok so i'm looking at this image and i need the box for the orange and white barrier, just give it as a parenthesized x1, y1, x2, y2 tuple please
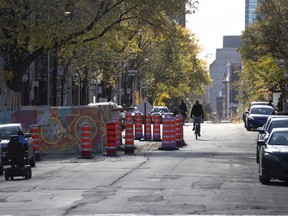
(170, 117, 176, 147)
(125, 120, 135, 154)
(176, 114, 185, 146)
(106, 121, 117, 156)
(134, 113, 143, 140)
(144, 115, 152, 140)
(152, 114, 161, 141)
(112, 115, 122, 149)
(125, 112, 133, 122)
(159, 117, 178, 150)
(79, 123, 93, 158)
(30, 125, 41, 160)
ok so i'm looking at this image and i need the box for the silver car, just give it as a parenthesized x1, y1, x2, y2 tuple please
(259, 128, 288, 184)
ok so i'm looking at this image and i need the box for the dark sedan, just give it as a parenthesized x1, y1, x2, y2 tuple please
(245, 105, 276, 131)
(259, 128, 288, 184)
(0, 123, 36, 167)
(256, 116, 288, 163)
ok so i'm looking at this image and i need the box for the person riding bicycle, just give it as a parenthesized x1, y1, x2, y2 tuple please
(179, 100, 188, 122)
(190, 100, 204, 136)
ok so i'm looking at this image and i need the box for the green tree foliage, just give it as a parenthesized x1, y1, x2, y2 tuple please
(236, 56, 283, 107)
(0, 0, 207, 107)
(239, 0, 288, 104)
(144, 27, 211, 106)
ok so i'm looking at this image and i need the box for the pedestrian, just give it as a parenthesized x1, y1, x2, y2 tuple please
(173, 108, 179, 116)
(268, 99, 275, 108)
(277, 97, 283, 113)
(283, 99, 288, 115)
(190, 100, 204, 131)
(179, 100, 188, 121)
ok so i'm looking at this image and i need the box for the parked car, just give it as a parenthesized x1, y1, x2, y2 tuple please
(259, 127, 288, 184)
(256, 116, 288, 163)
(245, 105, 276, 131)
(242, 101, 274, 126)
(150, 106, 172, 123)
(0, 147, 3, 175)
(0, 123, 36, 167)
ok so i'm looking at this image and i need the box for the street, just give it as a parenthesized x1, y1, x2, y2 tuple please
(1, 123, 288, 215)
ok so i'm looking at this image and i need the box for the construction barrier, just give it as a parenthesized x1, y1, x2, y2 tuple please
(134, 112, 143, 140)
(144, 115, 152, 140)
(159, 117, 178, 150)
(152, 114, 161, 141)
(106, 121, 117, 156)
(175, 115, 184, 147)
(112, 115, 122, 149)
(176, 114, 185, 146)
(125, 120, 135, 154)
(30, 125, 41, 160)
(170, 117, 176, 147)
(79, 123, 93, 158)
(125, 112, 133, 122)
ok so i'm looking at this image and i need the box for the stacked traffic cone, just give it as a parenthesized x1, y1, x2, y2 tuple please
(159, 117, 178, 150)
(30, 125, 41, 160)
(105, 121, 117, 156)
(79, 123, 94, 158)
(125, 120, 135, 154)
(134, 113, 143, 140)
(152, 114, 161, 141)
(176, 114, 186, 146)
(144, 115, 152, 140)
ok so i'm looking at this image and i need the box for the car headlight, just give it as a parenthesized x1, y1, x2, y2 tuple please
(247, 116, 255, 120)
(264, 152, 280, 161)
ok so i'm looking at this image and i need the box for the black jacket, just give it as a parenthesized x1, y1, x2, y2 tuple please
(190, 104, 204, 118)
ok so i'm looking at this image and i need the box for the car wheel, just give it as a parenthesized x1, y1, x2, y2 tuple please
(256, 145, 259, 163)
(24, 169, 29, 179)
(29, 155, 36, 167)
(5, 172, 9, 181)
(246, 126, 251, 131)
(260, 168, 270, 185)
(0, 162, 3, 175)
(27, 166, 32, 178)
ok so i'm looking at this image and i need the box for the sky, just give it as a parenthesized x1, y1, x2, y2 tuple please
(186, 0, 245, 62)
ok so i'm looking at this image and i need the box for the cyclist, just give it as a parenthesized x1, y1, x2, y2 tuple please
(190, 100, 204, 136)
(179, 100, 188, 122)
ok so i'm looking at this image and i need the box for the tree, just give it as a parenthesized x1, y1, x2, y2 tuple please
(239, 0, 288, 103)
(143, 26, 211, 106)
(0, 0, 198, 108)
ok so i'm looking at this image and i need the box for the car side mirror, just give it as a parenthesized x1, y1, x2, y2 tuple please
(258, 141, 265, 146)
(257, 127, 265, 133)
(25, 133, 32, 138)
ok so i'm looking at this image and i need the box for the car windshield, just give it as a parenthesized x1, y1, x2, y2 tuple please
(0, 126, 21, 140)
(269, 132, 288, 145)
(151, 107, 168, 113)
(268, 120, 288, 133)
(250, 107, 274, 115)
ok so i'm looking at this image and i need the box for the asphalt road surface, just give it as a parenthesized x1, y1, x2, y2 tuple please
(1, 123, 288, 215)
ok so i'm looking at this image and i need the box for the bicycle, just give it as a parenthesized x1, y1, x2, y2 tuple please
(193, 116, 202, 140)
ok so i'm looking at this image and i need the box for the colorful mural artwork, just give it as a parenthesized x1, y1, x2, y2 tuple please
(0, 105, 114, 155)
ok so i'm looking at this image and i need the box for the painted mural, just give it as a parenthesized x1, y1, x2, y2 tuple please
(0, 105, 113, 155)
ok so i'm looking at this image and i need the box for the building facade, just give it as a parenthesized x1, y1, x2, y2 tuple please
(245, 0, 258, 28)
(206, 36, 242, 120)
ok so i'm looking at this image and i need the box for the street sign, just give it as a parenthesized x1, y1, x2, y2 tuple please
(127, 70, 137, 76)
